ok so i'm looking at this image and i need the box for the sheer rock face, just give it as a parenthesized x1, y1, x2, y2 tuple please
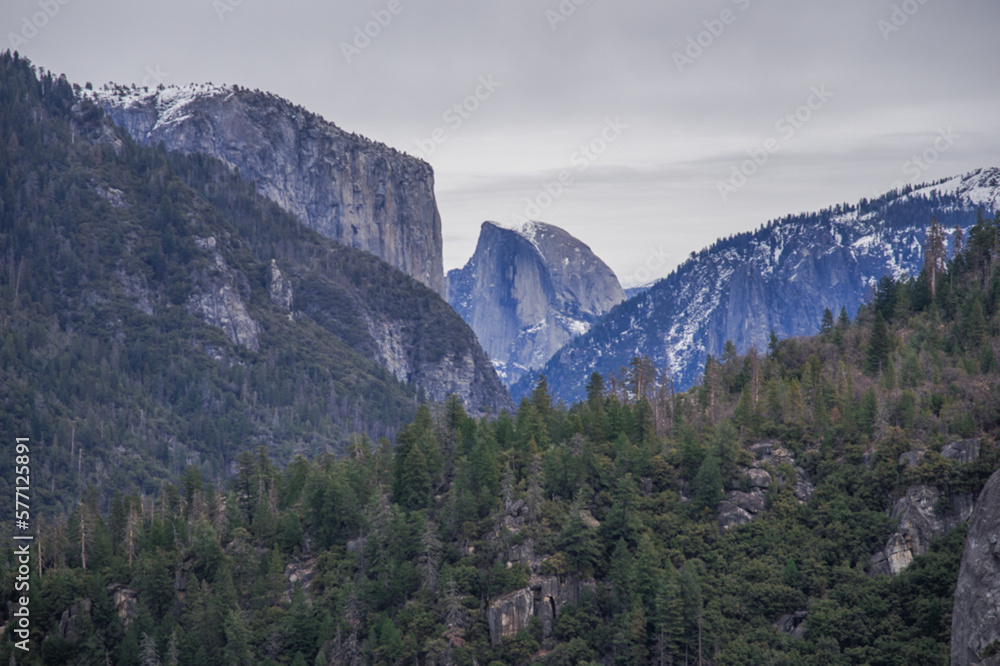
(485, 538, 594, 645)
(952, 469, 1000, 666)
(447, 221, 625, 385)
(88, 84, 445, 296)
(486, 574, 590, 645)
(870, 485, 974, 576)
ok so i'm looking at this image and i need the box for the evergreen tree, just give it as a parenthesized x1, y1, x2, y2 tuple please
(601, 476, 643, 549)
(558, 493, 602, 577)
(691, 453, 723, 513)
(964, 296, 987, 348)
(223, 609, 253, 666)
(634, 533, 662, 610)
(820, 308, 834, 338)
(865, 311, 891, 376)
(924, 216, 946, 299)
(140, 632, 162, 666)
(652, 565, 683, 666)
(679, 561, 704, 664)
(838, 306, 851, 329)
(418, 519, 442, 592)
(609, 538, 636, 613)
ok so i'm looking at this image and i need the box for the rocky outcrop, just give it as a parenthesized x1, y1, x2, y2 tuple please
(484, 537, 594, 646)
(448, 221, 625, 385)
(88, 84, 445, 295)
(870, 485, 975, 576)
(718, 441, 814, 531)
(718, 501, 754, 531)
(268, 259, 294, 317)
(488, 587, 536, 643)
(943, 439, 981, 464)
(486, 574, 591, 646)
(283, 558, 317, 604)
(106, 584, 139, 630)
(58, 598, 92, 642)
(899, 449, 926, 467)
(900, 440, 980, 468)
(774, 611, 808, 640)
(416, 347, 513, 412)
(952, 469, 1000, 666)
(188, 236, 260, 351)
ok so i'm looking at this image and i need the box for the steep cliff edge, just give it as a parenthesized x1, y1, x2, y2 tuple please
(447, 221, 625, 385)
(86, 83, 445, 295)
(952, 468, 1000, 666)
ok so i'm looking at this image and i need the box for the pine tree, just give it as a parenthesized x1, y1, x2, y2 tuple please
(531, 374, 553, 426)
(721, 340, 739, 390)
(558, 491, 601, 577)
(418, 519, 442, 592)
(166, 630, 179, 666)
(139, 633, 161, 666)
(609, 538, 636, 613)
(652, 565, 683, 666)
(964, 297, 987, 347)
(223, 609, 253, 666)
(601, 476, 643, 549)
(820, 308, 834, 338)
(691, 454, 723, 513)
(634, 533, 662, 610)
(526, 453, 544, 524)
(394, 438, 432, 511)
(865, 311, 891, 376)
(924, 216, 946, 299)
(679, 561, 704, 664)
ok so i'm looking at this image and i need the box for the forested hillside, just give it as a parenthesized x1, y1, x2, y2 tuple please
(4, 191, 1000, 664)
(0, 53, 508, 514)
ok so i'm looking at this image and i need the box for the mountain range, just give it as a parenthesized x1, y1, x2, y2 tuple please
(0, 54, 509, 506)
(79, 74, 1000, 417)
(6, 53, 1000, 665)
(514, 168, 1000, 403)
(86, 82, 446, 296)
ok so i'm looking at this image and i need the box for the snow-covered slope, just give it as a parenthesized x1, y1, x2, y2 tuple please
(515, 168, 1000, 403)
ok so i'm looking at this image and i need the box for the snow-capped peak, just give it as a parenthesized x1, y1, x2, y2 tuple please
(85, 82, 233, 133)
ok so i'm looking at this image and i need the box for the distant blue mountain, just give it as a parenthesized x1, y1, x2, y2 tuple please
(513, 168, 1000, 403)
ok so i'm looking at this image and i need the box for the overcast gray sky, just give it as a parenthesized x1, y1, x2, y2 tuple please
(5, 0, 999, 285)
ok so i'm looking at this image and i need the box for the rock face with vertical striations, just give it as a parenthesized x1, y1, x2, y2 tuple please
(952, 468, 1000, 666)
(447, 221, 625, 386)
(86, 83, 445, 295)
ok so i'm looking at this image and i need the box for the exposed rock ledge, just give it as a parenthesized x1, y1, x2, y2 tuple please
(952, 468, 1000, 666)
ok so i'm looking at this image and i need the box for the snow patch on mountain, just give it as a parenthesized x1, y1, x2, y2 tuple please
(518, 168, 1000, 403)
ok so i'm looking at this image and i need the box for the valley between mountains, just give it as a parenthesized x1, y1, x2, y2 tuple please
(4, 53, 1000, 666)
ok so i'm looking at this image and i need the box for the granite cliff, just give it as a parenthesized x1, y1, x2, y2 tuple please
(86, 83, 445, 295)
(447, 221, 625, 385)
(952, 468, 1000, 666)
